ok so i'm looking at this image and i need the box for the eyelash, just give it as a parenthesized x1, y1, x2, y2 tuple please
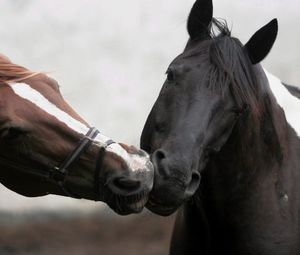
(0, 127, 27, 142)
(166, 68, 176, 83)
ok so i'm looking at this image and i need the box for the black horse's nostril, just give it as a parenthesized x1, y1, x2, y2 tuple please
(152, 149, 170, 178)
(109, 177, 141, 195)
(185, 172, 201, 197)
(155, 150, 166, 161)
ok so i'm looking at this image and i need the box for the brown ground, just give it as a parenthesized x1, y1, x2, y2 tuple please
(0, 211, 175, 255)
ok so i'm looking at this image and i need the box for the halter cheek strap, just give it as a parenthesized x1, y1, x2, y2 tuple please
(49, 127, 98, 197)
(0, 127, 115, 199)
(49, 127, 115, 198)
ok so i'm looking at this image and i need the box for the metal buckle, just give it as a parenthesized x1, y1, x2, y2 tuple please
(50, 166, 66, 182)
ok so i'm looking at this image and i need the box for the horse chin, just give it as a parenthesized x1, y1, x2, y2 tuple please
(127, 196, 148, 212)
(105, 190, 149, 215)
(143, 175, 192, 216)
(146, 196, 180, 216)
(109, 203, 144, 216)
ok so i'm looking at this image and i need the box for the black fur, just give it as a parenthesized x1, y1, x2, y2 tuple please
(141, 0, 300, 254)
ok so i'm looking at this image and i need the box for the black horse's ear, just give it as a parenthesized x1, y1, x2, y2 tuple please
(187, 0, 213, 40)
(244, 19, 278, 64)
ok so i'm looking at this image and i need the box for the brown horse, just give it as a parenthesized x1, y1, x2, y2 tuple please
(0, 54, 153, 215)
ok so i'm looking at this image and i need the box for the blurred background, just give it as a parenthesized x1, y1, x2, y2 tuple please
(0, 0, 299, 254)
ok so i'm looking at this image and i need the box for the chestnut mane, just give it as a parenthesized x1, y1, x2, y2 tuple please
(0, 53, 40, 84)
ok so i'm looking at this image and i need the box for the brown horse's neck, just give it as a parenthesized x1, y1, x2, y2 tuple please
(0, 169, 59, 197)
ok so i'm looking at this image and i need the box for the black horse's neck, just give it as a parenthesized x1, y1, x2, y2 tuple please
(189, 79, 300, 254)
(200, 90, 288, 197)
(198, 63, 292, 194)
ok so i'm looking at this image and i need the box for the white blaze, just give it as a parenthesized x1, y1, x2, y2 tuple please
(264, 69, 300, 137)
(10, 83, 89, 134)
(9, 83, 150, 171)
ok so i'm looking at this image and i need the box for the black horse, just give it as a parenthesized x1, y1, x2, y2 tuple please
(141, 0, 300, 254)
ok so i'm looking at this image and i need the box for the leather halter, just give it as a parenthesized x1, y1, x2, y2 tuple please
(50, 127, 100, 197)
(0, 127, 115, 198)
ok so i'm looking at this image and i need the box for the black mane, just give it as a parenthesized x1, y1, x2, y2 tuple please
(208, 19, 263, 114)
(210, 20, 286, 164)
(184, 19, 265, 116)
(185, 19, 284, 163)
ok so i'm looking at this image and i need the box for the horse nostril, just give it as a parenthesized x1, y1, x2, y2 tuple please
(155, 150, 166, 160)
(185, 172, 201, 197)
(152, 149, 167, 165)
(111, 177, 141, 193)
(152, 149, 170, 178)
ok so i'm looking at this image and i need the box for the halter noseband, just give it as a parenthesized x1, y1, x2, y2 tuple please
(0, 127, 114, 199)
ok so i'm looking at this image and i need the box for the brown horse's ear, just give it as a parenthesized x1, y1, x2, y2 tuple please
(244, 19, 278, 64)
(187, 0, 213, 40)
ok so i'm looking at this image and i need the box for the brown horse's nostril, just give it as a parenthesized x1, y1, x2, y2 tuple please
(109, 177, 141, 195)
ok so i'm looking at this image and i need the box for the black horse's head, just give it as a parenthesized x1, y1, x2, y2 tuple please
(141, 0, 278, 215)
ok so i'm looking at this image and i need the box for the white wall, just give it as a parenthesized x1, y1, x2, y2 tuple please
(0, 0, 299, 212)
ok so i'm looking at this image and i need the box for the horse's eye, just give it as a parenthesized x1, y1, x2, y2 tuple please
(155, 123, 166, 133)
(0, 127, 27, 142)
(166, 70, 175, 82)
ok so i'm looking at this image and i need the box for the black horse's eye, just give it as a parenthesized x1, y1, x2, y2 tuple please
(166, 69, 175, 82)
(0, 127, 27, 142)
(155, 123, 166, 133)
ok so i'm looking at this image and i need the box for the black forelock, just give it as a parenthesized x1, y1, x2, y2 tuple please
(207, 19, 283, 163)
(189, 18, 264, 116)
(180, 18, 271, 121)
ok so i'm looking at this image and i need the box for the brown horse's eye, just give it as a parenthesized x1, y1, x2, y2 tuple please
(0, 127, 27, 142)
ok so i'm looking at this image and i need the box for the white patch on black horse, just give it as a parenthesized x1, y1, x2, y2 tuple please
(264, 69, 300, 137)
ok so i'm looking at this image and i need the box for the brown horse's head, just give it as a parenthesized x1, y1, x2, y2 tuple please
(0, 54, 153, 215)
